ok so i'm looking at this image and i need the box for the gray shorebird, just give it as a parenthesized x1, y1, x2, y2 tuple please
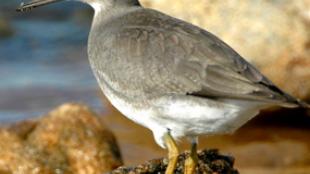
(17, 0, 309, 174)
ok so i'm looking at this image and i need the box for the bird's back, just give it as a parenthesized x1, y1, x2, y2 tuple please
(88, 7, 306, 108)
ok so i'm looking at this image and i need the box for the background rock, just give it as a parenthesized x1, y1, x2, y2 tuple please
(0, 103, 123, 174)
(0, 130, 44, 174)
(140, 0, 310, 100)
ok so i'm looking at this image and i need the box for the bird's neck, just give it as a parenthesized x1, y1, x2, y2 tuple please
(87, 0, 141, 16)
(90, 2, 141, 29)
(88, 1, 110, 15)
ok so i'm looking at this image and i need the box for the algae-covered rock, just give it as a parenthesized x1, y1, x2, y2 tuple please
(111, 149, 238, 174)
(0, 103, 123, 174)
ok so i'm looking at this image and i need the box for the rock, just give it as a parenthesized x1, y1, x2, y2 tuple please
(232, 141, 310, 168)
(261, 56, 310, 100)
(110, 149, 238, 174)
(0, 103, 123, 174)
(273, 0, 310, 23)
(0, 130, 44, 174)
(140, 0, 310, 100)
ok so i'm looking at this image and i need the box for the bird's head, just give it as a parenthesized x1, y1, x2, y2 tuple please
(16, 0, 141, 12)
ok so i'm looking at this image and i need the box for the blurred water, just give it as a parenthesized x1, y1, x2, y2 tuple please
(0, 1, 104, 123)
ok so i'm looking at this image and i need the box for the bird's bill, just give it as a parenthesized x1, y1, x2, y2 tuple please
(16, 0, 63, 12)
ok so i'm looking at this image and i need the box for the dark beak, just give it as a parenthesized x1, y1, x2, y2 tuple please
(16, 0, 63, 12)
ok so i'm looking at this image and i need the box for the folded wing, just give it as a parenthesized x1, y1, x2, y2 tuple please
(105, 9, 302, 107)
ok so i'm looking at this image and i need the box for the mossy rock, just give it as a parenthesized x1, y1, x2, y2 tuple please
(111, 149, 239, 174)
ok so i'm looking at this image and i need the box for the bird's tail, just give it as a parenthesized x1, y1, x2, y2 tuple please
(297, 100, 310, 109)
(277, 91, 310, 109)
(281, 97, 310, 109)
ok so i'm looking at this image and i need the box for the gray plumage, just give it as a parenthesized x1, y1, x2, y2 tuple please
(89, 7, 302, 107)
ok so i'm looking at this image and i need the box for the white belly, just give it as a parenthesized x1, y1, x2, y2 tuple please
(152, 96, 261, 137)
(93, 69, 262, 148)
(103, 86, 260, 148)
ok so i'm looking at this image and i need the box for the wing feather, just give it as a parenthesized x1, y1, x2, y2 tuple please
(102, 9, 300, 106)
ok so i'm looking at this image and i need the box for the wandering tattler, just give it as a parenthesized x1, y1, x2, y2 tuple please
(17, 0, 309, 173)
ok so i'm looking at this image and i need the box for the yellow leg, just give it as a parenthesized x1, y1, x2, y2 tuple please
(164, 132, 180, 174)
(184, 141, 198, 174)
